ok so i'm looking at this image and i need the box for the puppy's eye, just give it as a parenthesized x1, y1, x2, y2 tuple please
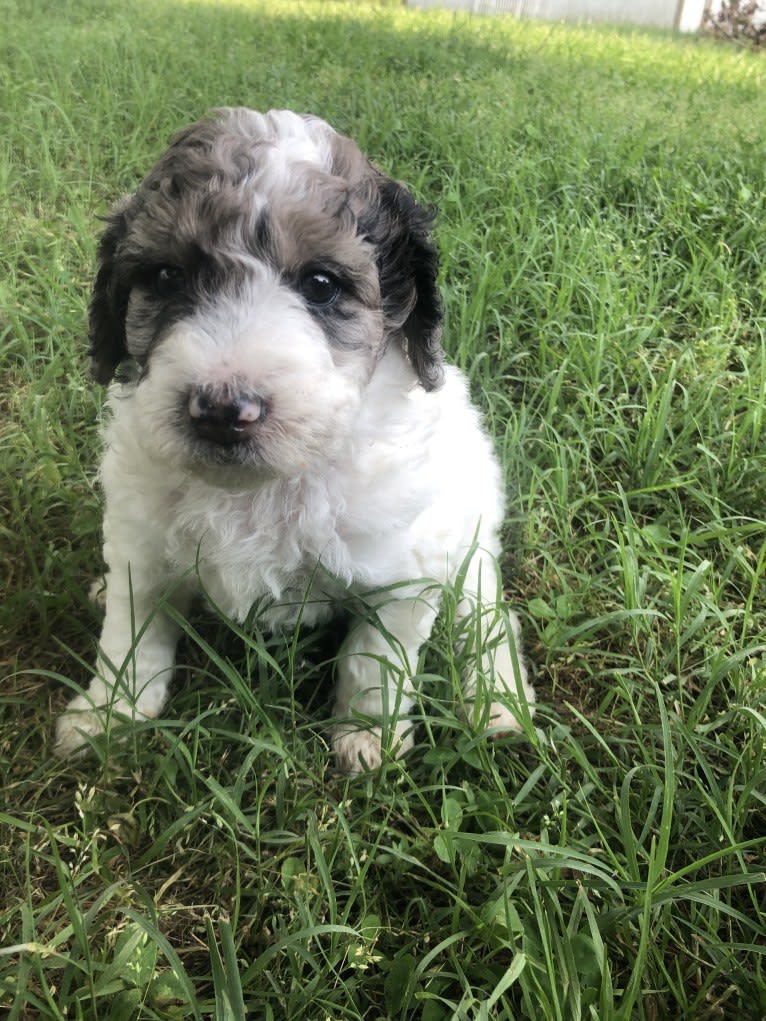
(152, 266, 186, 298)
(298, 270, 340, 307)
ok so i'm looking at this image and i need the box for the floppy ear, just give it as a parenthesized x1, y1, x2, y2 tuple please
(88, 198, 133, 384)
(366, 177, 445, 392)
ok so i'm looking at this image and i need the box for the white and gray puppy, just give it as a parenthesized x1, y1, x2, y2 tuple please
(54, 108, 535, 771)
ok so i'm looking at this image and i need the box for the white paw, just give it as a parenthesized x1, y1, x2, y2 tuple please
(484, 700, 527, 738)
(462, 697, 534, 739)
(331, 720, 414, 773)
(53, 694, 146, 758)
(54, 699, 108, 758)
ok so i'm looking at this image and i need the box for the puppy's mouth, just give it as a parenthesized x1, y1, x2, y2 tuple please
(179, 431, 283, 490)
(190, 434, 261, 463)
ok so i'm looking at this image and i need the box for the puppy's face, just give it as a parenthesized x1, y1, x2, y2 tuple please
(89, 108, 444, 482)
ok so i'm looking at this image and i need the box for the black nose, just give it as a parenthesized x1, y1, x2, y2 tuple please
(188, 384, 265, 445)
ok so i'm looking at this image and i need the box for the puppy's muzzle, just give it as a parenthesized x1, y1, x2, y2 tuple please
(188, 383, 266, 445)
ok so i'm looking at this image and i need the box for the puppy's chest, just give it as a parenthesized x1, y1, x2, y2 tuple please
(166, 479, 354, 624)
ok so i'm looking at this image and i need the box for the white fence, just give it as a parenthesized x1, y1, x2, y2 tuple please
(406, 1, 708, 32)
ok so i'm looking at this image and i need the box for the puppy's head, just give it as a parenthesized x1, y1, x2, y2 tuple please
(89, 108, 444, 480)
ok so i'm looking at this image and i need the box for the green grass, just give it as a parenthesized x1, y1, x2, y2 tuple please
(2, 1, 766, 1017)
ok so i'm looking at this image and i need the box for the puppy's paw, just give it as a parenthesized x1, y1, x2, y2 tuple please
(462, 698, 533, 739)
(53, 694, 146, 758)
(484, 701, 527, 739)
(331, 720, 414, 774)
(54, 695, 109, 758)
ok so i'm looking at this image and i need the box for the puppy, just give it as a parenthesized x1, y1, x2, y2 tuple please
(54, 108, 535, 771)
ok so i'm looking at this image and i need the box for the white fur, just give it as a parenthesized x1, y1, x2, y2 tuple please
(56, 349, 534, 768)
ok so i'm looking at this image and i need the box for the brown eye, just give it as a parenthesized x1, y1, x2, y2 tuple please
(153, 266, 186, 298)
(298, 269, 340, 307)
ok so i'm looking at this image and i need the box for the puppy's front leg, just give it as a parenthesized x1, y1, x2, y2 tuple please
(54, 540, 192, 757)
(458, 551, 535, 735)
(332, 596, 438, 772)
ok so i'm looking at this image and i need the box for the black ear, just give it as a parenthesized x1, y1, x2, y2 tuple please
(367, 178, 445, 391)
(88, 199, 133, 384)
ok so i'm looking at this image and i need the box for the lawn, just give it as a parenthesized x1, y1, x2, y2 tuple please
(1, 1, 765, 1018)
